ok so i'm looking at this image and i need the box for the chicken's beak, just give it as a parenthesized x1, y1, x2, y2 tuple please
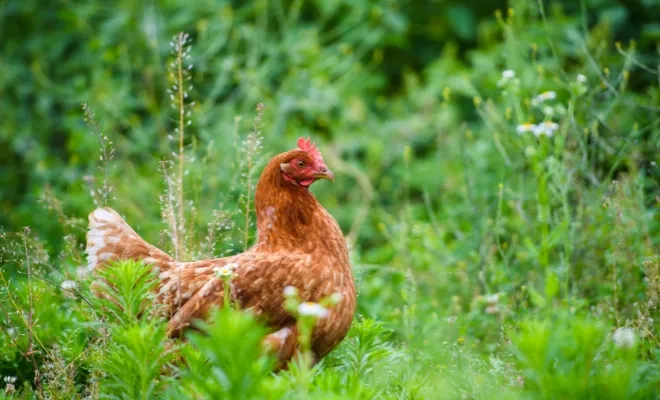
(313, 167, 335, 182)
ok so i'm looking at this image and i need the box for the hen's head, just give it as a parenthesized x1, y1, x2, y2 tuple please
(279, 137, 334, 188)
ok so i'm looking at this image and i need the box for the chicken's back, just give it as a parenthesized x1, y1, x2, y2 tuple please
(163, 247, 355, 361)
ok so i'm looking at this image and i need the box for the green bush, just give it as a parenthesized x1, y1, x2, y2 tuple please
(511, 313, 657, 399)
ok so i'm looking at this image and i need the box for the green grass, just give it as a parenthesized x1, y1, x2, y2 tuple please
(1, 0, 659, 398)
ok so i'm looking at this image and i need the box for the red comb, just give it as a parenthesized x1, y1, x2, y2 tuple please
(297, 137, 325, 164)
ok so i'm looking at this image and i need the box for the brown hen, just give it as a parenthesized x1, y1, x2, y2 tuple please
(86, 138, 356, 364)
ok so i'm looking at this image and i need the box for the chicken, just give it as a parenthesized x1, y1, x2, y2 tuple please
(85, 137, 356, 365)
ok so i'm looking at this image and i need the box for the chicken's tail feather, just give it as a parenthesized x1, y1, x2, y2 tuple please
(86, 208, 175, 271)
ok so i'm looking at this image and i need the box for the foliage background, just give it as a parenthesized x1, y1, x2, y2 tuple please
(0, 0, 659, 398)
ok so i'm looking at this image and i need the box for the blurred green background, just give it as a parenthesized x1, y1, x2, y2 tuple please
(1, 0, 659, 398)
(2, 0, 658, 247)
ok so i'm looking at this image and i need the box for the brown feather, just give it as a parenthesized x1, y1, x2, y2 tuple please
(86, 145, 356, 365)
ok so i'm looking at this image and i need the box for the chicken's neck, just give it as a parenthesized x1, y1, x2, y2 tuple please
(253, 158, 347, 259)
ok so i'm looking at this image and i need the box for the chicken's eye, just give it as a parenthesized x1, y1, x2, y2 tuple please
(297, 160, 305, 168)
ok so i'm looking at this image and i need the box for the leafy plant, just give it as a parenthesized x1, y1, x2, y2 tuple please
(92, 260, 161, 325)
(173, 308, 278, 399)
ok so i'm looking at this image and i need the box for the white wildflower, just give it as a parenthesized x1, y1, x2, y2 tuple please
(446, 316, 457, 325)
(3, 376, 16, 394)
(484, 293, 499, 304)
(532, 121, 559, 137)
(516, 123, 536, 134)
(577, 74, 587, 83)
(213, 262, 238, 278)
(61, 280, 77, 298)
(283, 286, 298, 297)
(329, 292, 343, 305)
(498, 69, 518, 88)
(612, 327, 636, 348)
(531, 91, 557, 106)
(298, 302, 329, 319)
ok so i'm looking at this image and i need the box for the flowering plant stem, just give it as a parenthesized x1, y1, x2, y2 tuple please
(176, 33, 186, 233)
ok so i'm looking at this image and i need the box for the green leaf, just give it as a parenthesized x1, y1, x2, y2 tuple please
(527, 285, 547, 308)
(545, 271, 559, 302)
(446, 6, 476, 41)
